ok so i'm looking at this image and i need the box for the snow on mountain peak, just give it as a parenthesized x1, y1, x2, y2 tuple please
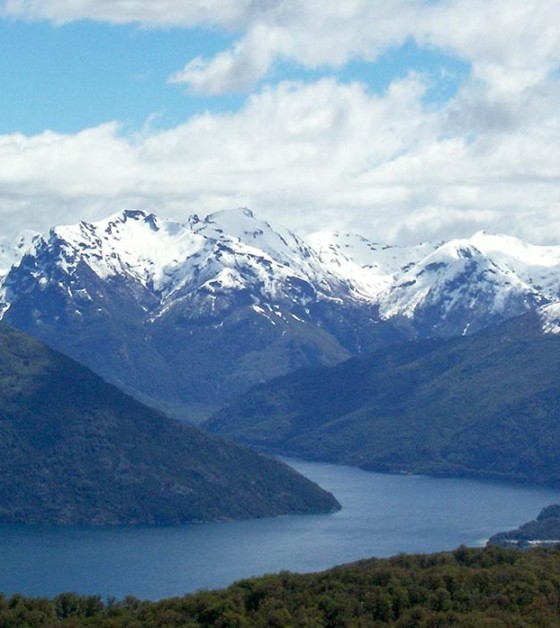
(376, 232, 551, 328)
(2, 208, 359, 323)
(198, 207, 273, 242)
(30, 210, 206, 292)
(0, 231, 40, 275)
(539, 303, 560, 335)
(194, 208, 305, 268)
(2, 209, 560, 340)
(308, 231, 440, 300)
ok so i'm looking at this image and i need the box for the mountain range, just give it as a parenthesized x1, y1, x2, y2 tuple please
(0, 322, 339, 525)
(2, 206, 560, 522)
(1, 208, 560, 422)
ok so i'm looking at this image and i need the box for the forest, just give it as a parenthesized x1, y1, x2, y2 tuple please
(1, 544, 560, 626)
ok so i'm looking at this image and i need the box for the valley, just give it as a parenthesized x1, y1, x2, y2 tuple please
(1, 209, 559, 423)
(1, 208, 560, 614)
(1, 458, 558, 600)
(207, 309, 560, 486)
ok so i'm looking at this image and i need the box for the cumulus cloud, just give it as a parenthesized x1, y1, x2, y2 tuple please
(5, 1, 559, 95)
(169, 1, 423, 94)
(1, 77, 559, 245)
(169, 25, 276, 94)
(165, 0, 560, 96)
(1, 0, 559, 245)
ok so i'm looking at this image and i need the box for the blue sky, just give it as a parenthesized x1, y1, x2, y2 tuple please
(0, 20, 242, 134)
(0, 20, 468, 135)
(0, 1, 559, 245)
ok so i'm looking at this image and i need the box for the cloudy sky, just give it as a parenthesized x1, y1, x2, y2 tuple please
(0, 0, 559, 244)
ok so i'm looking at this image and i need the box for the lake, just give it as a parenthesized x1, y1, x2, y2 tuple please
(1, 458, 559, 600)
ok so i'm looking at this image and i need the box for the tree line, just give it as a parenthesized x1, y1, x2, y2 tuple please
(1, 544, 560, 626)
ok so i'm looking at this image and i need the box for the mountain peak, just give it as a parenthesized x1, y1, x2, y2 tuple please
(204, 207, 255, 220)
(105, 208, 160, 231)
(122, 208, 150, 221)
(2, 209, 560, 419)
(201, 207, 261, 234)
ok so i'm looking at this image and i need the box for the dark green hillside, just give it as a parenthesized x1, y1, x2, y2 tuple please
(3, 545, 560, 626)
(489, 505, 560, 548)
(206, 312, 560, 486)
(0, 323, 339, 525)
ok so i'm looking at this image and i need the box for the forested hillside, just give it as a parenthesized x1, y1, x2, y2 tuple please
(207, 311, 560, 486)
(0, 322, 339, 525)
(2, 545, 560, 626)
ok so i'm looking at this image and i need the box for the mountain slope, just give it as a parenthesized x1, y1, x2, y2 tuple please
(0, 209, 395, 419)
(2, 209, 560, 421)
(206, 309, 560, 486)
(0, 322, 339, 525)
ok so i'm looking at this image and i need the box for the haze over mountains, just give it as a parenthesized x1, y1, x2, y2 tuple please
(1, 208, 559, 423)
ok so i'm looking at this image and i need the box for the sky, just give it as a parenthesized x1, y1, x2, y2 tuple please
(0, 0, 559, 245)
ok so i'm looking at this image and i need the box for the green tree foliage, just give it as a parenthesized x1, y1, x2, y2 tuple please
(207, 312, 560, 487)
(2, 545, 560, 626)
(0, 322, 339, 525)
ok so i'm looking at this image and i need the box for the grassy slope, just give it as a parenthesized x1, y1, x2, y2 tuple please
(0, 322, 339, 525)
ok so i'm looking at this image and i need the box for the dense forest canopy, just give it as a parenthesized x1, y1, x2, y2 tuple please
(2, 545, 560, 626)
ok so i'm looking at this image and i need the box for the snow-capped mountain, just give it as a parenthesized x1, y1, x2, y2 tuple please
(1, 207, 559, 420)
(0, 231, 39, 277)
(308, 231, 439, 300)
(0, 208, 392, 419)
(375, 232, 560, 337)
(4, 208, 351, 315)
(312, 229, 560, 338)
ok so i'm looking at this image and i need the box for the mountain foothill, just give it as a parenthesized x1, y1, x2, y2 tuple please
(206, 311, 560, 487)
(0, 322, 339, 525)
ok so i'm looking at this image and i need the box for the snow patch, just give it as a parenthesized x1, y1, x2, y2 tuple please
(539, 303, 560, 335)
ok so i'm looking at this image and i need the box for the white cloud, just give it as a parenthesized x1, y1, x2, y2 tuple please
(1, 76, 559, 245)
(0, 0, 255, 27)
(165, 0, 560, 96)
(169, 25, 276, 94)
(1, 1, 559, 245)
(6, 1, 559, 95)
(169, 1, 423, 94)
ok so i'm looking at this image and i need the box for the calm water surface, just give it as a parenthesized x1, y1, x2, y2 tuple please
(1, 458, 559, 600)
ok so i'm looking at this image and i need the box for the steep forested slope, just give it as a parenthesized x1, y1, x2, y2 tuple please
(207, 312, 560, 486)
(0, 323, 339, 525)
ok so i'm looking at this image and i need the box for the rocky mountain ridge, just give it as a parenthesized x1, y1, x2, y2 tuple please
(1, 208, 559, 419)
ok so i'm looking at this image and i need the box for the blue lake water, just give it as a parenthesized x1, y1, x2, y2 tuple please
(1, 457, 559, 600)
